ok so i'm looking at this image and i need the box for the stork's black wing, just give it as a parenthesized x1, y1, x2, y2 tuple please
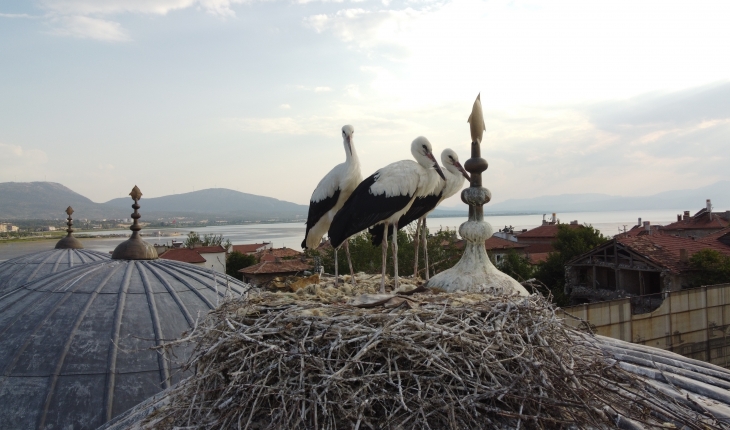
(369, 193, 442, 246)
(328, 174, 412, 249)
(302, 189, 340, 249)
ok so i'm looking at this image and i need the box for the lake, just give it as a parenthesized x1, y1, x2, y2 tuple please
(0, 209, 685, 261)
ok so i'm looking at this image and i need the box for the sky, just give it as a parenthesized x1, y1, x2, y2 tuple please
(1, 0, 729, 208)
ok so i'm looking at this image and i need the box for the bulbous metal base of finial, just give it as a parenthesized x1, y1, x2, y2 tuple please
(111, 235, 158, 260)
(55, 235, 84, 250)
(425, 219, 529, 296)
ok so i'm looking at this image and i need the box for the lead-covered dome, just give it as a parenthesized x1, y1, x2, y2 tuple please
(0, 207, 109, 296)
(0, 188, 251, 430)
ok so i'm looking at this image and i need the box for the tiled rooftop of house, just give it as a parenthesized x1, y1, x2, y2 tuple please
(516, 223, 582, 239)
(231, 243, 270, 254)
(159, 248, 207, 264)
(616, 234, 730, 274)
(662, 209, 730, 231)
(257, 247, 302, 259)
(239, 259, 312, 275)
(194, 245, 227, 253)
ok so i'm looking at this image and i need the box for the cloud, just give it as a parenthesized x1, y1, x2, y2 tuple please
(0, 13, 43, 18)
(295, 85, 333, 92)
(48, 15, 131, 41)
(0, 143, 48, 180)
(279, 104, 291, 109)
(39, 0, 244, 17)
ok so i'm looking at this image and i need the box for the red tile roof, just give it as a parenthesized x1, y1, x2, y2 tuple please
(662, 211, 729, 232)
(159, 248, 207, 264)
(195, 245, 227, 254)
(231, 243, 270, 253)
(516, 223, 582, 239)
(239, 259, 312, 275)
(617, 234, 730, 274)
(484, 236, 528, 251)
(528, 253, 550, 265)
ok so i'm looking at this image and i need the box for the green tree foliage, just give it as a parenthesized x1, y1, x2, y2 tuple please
(226, 251, 257, 281)
(308, 225, 463, 278)
(184, 232, 228, 248)
(689, 249, 730, 287)
(497, 250, 534, 282)
(535, 224, 608, 306)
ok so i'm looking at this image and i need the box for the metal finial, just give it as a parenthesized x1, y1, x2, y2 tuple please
(55, 206, 83, 249)
(424, 93, 528, 295)
(111, 186, 158, 260)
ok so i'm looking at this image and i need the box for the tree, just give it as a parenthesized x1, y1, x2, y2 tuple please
(497, 250, 534, 282)
(689, 249, 730, 287)
(226, 251, 257, 280)
(184, 232, 228, 248)
(535, 224, 608, 306)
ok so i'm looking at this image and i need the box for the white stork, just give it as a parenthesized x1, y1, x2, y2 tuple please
(369, 149, 470, 280)
(302, 125, 362, 285)
(328, 136, 446, 292)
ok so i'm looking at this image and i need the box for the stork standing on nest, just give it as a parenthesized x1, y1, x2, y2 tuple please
(302, 125, 362, 286)
(369, 148, 470, 281)
(328, 136, 446, 292)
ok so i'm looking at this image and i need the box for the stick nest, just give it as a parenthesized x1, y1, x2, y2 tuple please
(144, 285, 723, 429)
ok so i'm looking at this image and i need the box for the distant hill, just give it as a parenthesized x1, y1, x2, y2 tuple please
(0, 182, 307, 221)
(0, 182, 126, 220)
(105, 188, 307, 220)
(483, 181, 730, 214)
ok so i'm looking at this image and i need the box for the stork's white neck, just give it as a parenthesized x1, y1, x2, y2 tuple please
(441, 164, 466, 199)
(344, 138, 359, 165)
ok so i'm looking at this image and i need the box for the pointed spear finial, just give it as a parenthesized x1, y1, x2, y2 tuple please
(111, 186, 158, 260)
(467, 93, 486, 144)
(55, 206, 83, 249)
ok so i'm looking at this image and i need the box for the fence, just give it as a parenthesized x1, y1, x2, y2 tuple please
(560, 283, 730, 368)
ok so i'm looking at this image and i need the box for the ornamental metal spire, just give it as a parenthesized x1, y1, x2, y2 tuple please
(111, 186, 158, 260)
(55, 206, 84, 249)
(425, 94, 528, 295)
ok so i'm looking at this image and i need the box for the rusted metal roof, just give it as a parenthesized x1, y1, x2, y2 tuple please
(0, 248, 109, 296)
(0, 258, 250, 429)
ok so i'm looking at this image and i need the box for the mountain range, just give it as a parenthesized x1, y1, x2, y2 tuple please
(0, 182, 307, 221)
(0, 180, 728, 221)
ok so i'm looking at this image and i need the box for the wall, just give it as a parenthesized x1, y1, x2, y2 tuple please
(561, 283, 730, 368)
(199, 251, 226, 274)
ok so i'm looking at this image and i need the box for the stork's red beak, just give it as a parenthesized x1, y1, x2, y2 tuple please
(455, 161, 470, 181)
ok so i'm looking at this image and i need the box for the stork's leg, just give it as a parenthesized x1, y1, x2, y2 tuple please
(392, 221, 399, 290)
(423, 217, 430, 281)
(380, 222, 389, 293)
(345, 240, 355, 285)
(334, 247, 339, 287)
(413, 219, 421, 279)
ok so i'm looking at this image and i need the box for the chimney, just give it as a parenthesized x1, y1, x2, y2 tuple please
(707, 199, 712, 212)
(542, 214, 547, 225)
(638, 217, 642, 227)
(643, 221, 650, 230)
(677, 214, 682, 222)
(679, 249, 689, 263)
(551, 213, 556, 224)
(683, 211, 690, 221)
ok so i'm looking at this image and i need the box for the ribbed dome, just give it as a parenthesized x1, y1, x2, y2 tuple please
(0, 248, 110, 296)
(0, 258, 250, 430)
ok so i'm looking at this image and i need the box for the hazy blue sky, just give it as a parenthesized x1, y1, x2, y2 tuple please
(1, 0, 729, 207)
